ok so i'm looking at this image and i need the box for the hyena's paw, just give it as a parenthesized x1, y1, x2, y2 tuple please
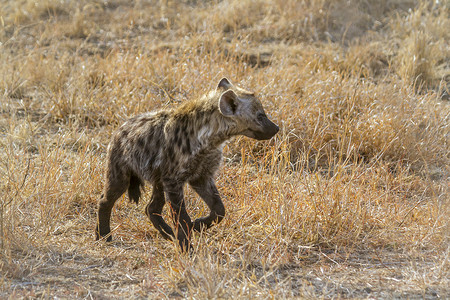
(95, 225, 112, 242)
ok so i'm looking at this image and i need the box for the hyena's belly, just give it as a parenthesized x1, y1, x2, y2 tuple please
(183, 148, 223, 182)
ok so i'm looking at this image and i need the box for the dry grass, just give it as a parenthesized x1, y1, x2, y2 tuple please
(1, 0, 449, 298)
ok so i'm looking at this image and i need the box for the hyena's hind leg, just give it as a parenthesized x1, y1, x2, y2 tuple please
(145, 180, 175, 240)
(95, 168, 130, 241)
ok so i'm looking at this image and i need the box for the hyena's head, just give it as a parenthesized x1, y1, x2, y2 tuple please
(217, 78, 279, 140)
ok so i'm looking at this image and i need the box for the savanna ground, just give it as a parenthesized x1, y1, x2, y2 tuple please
(0, 0, 449, 298)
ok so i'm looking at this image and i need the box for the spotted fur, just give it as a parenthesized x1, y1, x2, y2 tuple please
(95, 78, 279, 251)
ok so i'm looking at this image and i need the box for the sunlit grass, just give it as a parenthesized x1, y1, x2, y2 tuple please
(1, 0, 448, 298)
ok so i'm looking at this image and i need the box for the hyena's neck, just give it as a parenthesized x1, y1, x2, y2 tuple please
(195, 110, 236, 148)
(174, 92, 237, 150)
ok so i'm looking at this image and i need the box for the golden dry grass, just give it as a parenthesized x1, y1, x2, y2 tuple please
(0, 0, 449, 298)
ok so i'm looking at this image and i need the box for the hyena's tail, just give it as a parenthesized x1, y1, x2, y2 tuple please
(128, 174, 143, 204)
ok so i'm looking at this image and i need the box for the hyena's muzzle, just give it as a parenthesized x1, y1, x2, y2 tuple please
(248, 113, 279, 140)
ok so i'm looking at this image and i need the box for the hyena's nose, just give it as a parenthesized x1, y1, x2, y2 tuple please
(260, 120, 279, 140)
(273, 123, 279, 133)
(269, 122, 279, 137)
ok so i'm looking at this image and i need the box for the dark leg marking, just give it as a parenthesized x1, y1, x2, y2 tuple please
(145, 180, 175, 240)
(96, 169, 130, 241)
(189, 177, 225, 232)
(163, 180, 193, 251)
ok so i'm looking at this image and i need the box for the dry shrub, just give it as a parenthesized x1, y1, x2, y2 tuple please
(390, 2, 449, 88)
(396, 31, 438, 88)
(1, 0, 70, 25)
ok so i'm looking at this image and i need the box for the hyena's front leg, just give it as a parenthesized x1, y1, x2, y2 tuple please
(163, 180, 193, 251)
(189, 177, 225, 232)
(145, 180, 175, 240)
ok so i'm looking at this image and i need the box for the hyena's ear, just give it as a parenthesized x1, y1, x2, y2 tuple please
(219, 90, 239, 116)
(217, 77, 232, 90)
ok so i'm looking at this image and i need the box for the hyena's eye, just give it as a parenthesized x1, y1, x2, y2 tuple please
(257, 113, 267, 123)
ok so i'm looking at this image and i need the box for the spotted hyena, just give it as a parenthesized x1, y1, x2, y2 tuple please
(95, 78, 279, 250)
